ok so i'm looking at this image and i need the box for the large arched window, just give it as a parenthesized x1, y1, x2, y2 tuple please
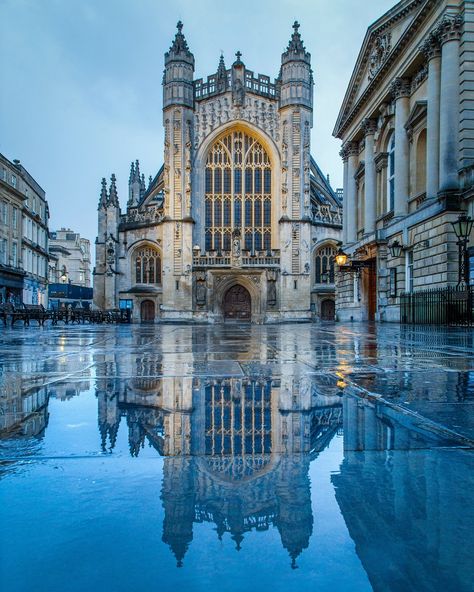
(315, 245, 336, 284)
(387, 133, 395, 212)
(205, 129, 272, 252)
(133, 245, 161, 284)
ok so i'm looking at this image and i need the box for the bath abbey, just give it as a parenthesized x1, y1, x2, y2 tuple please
(93, 22, 342, 323)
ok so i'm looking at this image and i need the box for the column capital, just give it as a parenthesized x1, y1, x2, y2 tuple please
(339, 145, 349, 162)
(361, 117, 378, 136)
(419, 33, 441, 61)
(390, 77, 411, 100)
(343, 141, 359, 159)
(434, 13, 463, 45)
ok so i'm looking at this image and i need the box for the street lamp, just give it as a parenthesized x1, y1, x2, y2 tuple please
(389, 240, 404, 258)
(335, 248, 348, 267)
(451, 213, 473, 286)
(193, 244, 201, 257)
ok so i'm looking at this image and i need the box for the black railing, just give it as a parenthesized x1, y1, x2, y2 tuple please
(400, 285, 474, 326)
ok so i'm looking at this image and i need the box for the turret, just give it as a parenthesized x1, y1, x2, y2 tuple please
(163, 21, 195, 109)
(279, 21, 313, 109)
(98, 177, 108, 210)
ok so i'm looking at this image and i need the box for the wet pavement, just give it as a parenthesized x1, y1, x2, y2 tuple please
(0, 322, 474, 591)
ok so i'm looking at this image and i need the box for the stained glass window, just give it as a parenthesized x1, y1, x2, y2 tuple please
(205, 130, 272, 251)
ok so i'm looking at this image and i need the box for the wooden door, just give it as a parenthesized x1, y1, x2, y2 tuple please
(223, 285, 251, 321)
(321, 299, 335, 320)
(140, 300, 155, 323)
(367, 261, 377, 321)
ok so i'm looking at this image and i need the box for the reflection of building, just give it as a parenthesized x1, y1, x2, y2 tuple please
(0, 374, 49, 437)
(0, 153, 49, 306)
(95, 346, 342, 567)
(334, 1, 474, 322)
(333, 395, 474, 592)
(94, 22, 342, 323)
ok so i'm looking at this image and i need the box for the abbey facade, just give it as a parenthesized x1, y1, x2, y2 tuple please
(93, 23, 342, 323)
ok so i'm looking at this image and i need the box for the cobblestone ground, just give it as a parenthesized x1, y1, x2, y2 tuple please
(1, 322, 473, 592)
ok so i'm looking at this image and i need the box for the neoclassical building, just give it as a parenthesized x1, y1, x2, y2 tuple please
(93, 22, 342, 323)
(334, 0, 474, 321)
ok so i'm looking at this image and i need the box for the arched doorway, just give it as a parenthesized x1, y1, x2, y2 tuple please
(321, 299, 335, 321)
(140, 300, 155, 323)
(223, 285, 251, 321)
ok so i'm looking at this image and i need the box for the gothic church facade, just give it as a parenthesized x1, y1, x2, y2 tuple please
(94, 23, 342, 323)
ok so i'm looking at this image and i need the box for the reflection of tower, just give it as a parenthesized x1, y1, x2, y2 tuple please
(161, 457, 195, 567)
(275, 455, 313, 569)
(97, 385, 121, 452)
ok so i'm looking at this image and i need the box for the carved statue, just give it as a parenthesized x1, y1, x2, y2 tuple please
(232, 77, 245, 107)
(267, 281, 276, 306)
(196, 281, 206, 306)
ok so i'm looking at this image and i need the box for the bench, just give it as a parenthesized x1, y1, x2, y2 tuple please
(23, 304, 50, 326)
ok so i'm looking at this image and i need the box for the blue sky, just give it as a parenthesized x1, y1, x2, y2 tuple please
(0, 0, 395, 244)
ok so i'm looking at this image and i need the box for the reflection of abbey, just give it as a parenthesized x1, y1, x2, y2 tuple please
(93, 22, 342, 323)
(93, 330, 342, 567)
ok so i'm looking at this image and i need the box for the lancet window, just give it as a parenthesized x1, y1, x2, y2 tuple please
(315, 245, 336, 284)
(205, 130, 272, 252)
(133, 245, 161, 284)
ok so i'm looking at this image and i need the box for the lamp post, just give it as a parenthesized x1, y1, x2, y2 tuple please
(451, 213, 473, 286)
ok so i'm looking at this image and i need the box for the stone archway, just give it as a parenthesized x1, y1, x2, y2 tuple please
(223, 285, 251, 321)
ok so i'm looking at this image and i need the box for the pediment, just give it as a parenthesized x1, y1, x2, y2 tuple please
(334, 0, 436, 138)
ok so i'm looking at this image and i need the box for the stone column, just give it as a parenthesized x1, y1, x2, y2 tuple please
(391, 78, 411, 217)
(361, 118, 378, 234)
(340, 145, 349, 244)
(421, 34, 441, 199)
(437, 14, 462, 193)
(346, 142, 359, 243)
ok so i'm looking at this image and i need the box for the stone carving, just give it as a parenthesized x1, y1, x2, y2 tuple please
(411, 64, 428, 92)
(122, 206, 164, 225)
(368, 32, 392, 81)
(361, 118, 378, 136)
(193, 95, 280, 147)
(311, 204, 342, 225)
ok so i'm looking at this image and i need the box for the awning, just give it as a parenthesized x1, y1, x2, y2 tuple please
(0, 271, 24, 289)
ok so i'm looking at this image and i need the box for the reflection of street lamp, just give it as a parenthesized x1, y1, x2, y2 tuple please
(451, 213, 473, 286)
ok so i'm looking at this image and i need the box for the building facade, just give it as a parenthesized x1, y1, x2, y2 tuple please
(0, 153, 49, 306)
(49, 228, 91, 287)
(94, 22, 342, 323)
(334, 0, 474, 321)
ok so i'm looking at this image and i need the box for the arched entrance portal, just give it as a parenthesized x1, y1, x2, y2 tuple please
(140, 299, 155, 323)
(223, 285, 251, 321)
(321, 299, 335, 321)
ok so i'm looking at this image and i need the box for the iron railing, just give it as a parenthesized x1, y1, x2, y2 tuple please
(400, 285, 474, 326)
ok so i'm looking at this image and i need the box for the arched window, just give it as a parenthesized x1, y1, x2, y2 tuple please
(387, 133, 395, 212)
(415, 129, 427, 195)
(205, 129, 272, 252)
(315, 245, 336, 284)
(133, 245, 161, 284)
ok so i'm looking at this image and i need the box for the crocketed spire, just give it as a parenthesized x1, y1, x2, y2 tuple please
(98, 177, 108, 210)
(108, 174, 119, 207)
(216, 52, 228, 91)
(281, 21, 310, 64)
(165, 21, 194, 64)
(128, 161, 135, 184)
